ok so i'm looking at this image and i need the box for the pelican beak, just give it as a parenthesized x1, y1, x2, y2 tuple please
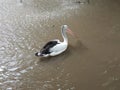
(67, 29, 75, 37)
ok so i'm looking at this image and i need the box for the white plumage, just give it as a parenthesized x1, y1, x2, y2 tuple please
(49, 41, 68, 56)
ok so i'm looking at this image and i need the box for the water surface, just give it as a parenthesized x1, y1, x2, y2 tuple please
(0, 0, 120, 90)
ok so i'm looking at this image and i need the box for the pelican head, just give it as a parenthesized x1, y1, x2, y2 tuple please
(61, 25, 75, 37)
(61, 25, 68, 31)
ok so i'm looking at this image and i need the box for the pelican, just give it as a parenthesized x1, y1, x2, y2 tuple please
(35, 25, 75, 57)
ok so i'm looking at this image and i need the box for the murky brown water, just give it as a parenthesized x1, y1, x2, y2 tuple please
(0, 0, 120, 90)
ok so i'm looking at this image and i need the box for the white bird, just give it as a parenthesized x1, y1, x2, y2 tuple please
(35, 25, 75, 57)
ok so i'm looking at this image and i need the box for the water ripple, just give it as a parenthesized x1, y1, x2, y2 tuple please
(0, 0, 83, 89)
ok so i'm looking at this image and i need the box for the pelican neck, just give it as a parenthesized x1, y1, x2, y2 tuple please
(61, 28, 68, 43)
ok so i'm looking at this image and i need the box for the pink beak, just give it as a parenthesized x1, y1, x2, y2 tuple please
(67, 29, 76, 37)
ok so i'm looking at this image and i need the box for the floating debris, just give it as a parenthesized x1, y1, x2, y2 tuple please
(75, 0, 90, 4)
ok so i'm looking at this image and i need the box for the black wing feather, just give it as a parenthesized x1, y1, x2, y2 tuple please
(40, 41, 58, 54)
